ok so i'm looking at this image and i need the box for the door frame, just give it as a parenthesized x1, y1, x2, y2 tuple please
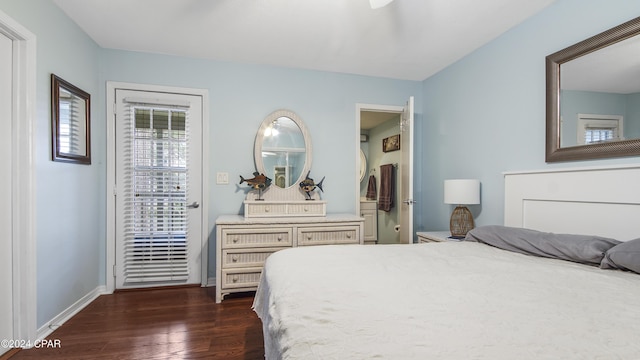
(355, 102, 404, 223)
(0, 9, 37, 345)
(106, 82, 210, 292)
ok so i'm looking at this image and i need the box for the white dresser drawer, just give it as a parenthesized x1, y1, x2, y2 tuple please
(215, 214, 364, 302)
(244, 200, 327, 217)
(221, 227, 292, 248)
(287, 202, 326, 216)
(298, 225, 360, 246)
(221, 268, 263, 289)
(244, 203, 287, 217)
(222, 247, 287, 268)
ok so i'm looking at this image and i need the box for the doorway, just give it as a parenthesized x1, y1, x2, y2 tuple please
(0, 28, 14, 357)
(356, 97, 414, 244)
(0, 10, 37, 351)
(106, 83, 209, 291)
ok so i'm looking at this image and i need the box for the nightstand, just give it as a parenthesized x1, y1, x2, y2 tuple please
(416, 231, 463, 243)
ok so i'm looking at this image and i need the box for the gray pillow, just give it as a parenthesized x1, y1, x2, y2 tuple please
(465, 225, 621, 266)
(600, 238, 640, 274)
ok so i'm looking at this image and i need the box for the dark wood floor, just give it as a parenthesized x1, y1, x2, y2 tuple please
(10, 287, 264, 360)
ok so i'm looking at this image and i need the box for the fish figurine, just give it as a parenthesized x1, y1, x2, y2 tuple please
(239, 172, 272, 190)
(299, 171, 325, 200)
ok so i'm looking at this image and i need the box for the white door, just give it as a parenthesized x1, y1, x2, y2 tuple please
(114, 89, 203, 288)
(399, 96, 414, 244)
(0, 31, 14, 355)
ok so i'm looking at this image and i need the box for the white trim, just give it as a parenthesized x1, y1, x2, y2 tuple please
(106, 81, 210, 292)
(36, 286, 107, 345)
(206, 277, 216, 287)
(503, 163, 640, 176)
(0, 9, 37, 345)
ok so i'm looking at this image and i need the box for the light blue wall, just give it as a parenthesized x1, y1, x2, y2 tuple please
(5, 0, 640, 332)
(0, 0, 103, 328)
(419, 0, 640, 233)
(2, 0, 421, 329)
(99, 50, 421, 278)
(627, 93, 640, 139)
(560, 90, 640, 146)
(560, 90, 627, 146)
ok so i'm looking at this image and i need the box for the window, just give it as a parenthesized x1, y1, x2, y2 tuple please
(577, 114, 623, 145)
(124, 104, 190, 283)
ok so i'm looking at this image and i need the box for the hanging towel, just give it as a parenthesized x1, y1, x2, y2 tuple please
(366, 175, 377, 200)
(378, 164, 395, 212)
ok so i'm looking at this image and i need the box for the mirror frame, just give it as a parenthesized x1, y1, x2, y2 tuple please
(546, 16, 640, 162)
(254, 109, 312, 190)
(51, 74, 91, 164)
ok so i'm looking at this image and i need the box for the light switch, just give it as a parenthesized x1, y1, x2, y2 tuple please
(216, 172, 229, 185)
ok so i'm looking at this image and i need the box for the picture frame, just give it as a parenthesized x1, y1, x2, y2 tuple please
(51, 74, 91, 164)
(382, 134, 400, 152)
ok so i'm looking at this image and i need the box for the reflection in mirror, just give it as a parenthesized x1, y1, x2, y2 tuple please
(546, 16, 640, 162)
(51, 74, 91, 164)
(560, 35, 640, 148)
(359, 148, 367, 182)
(254, 110, 312, 189)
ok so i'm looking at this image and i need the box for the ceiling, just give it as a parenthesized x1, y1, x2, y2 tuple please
(53, 0, 557, 81)
(361, 111, 399, 130)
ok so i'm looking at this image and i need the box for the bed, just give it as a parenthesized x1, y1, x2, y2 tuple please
(252, 165, 640, 359)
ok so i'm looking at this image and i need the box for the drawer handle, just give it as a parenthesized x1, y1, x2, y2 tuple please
(304, 207, 308, 212)
(232, 238, 238, 243)
(265, 207, 270, 212)
(347, 234, 352, 239)
(232, 276, 238, 283)
(307, 235, 312, 240)
(277, 236, 282, 241)
(232, 256, 238, 262)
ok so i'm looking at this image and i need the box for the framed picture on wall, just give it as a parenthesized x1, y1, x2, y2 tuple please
(383, 134, 400, 152)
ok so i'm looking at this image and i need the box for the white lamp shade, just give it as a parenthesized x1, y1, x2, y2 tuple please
(444, 179, 480, 205)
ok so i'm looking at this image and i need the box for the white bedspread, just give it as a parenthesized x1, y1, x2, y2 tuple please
(253, 242, 640, 360)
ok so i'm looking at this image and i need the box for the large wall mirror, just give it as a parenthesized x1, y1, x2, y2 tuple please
(546, 16, 640, 162)
(254, 109, 312, 189)
(51, 74, 91, 164)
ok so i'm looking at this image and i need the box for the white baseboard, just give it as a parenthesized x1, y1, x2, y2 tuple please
(36, 285, 108, 342)
(206, 277, 216, 287)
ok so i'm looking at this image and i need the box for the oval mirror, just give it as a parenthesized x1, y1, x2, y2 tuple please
(254, 110, 312, 189)
(359, 148, 367, 182)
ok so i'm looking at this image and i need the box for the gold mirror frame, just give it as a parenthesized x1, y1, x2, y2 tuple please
(51, 74, 91, 164)
(546, 16, 640, 162)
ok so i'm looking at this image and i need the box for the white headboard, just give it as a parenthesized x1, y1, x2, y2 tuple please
(504, 165, 640, 241)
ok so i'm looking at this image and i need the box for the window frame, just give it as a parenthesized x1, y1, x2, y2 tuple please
(576, 113, 624, 145)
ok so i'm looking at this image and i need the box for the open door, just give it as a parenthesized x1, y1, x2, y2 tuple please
(399, 96, 414, 243)
(357, 97, 414, 244)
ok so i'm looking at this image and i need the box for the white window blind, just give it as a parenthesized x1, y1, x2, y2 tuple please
(59, 90, 86, 154)
(584, 127, 615, 144)
(122, 100, 191, 283)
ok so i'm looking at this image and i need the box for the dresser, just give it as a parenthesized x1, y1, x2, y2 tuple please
(215, 213, 364, 302)
(217, 108, 367, 302)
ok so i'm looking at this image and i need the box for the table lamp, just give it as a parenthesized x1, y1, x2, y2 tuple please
(444, 179, 480, 238)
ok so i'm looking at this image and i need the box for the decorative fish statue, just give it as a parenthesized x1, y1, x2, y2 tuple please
(299, 171, 325, 200)
(239, 172, 272, 190)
